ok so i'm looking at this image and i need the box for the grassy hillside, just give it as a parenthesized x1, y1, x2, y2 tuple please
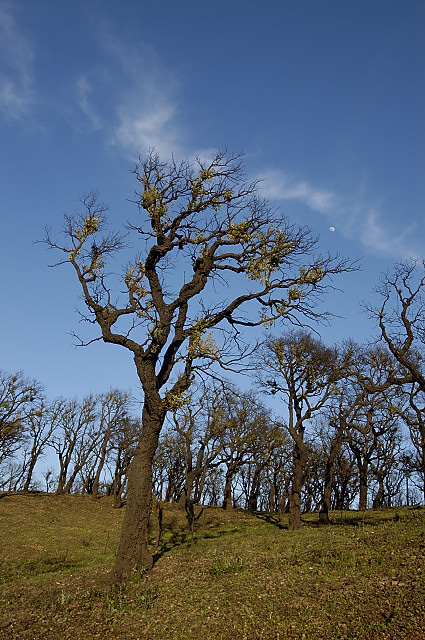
(0, 493, 424, 639)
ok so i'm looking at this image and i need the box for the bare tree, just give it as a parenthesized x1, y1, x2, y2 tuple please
(171, 384, 225, 508)
(89, 390, 132, 500)
(0, 370, 43, 469)
(20, 398, 63, 492)
(256, 331, 345, 530)
(366, 259, 425, 500)
(45, 150, 356, 579)
(215, 389, 269, 510)
(49, 396, 97, 494)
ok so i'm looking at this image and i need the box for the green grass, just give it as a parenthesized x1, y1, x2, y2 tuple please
(0, 493, 424, 639)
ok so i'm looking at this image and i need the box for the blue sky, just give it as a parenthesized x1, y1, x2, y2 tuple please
(0, 0, 424, 403)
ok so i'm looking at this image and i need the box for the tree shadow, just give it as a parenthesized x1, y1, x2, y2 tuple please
(152, 524, 243, 564)
(255, 513, 286, 530)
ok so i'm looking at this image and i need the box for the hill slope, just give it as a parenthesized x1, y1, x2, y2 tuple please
(0, 493, 424, 639)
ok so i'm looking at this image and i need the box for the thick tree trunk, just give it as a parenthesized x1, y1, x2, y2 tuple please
(111, 406, 164, 581)
(288, 432, 306, 530)
(289, 444, 305, 530)
(372, 477, 384, 509)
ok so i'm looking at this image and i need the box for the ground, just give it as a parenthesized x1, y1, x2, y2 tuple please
(0, 493, 424, 639)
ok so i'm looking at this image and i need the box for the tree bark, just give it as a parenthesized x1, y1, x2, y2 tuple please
(289, 435, 306, 530)
(222, 467, 236, 510)
(111, 405, 164, 581)
(358, 460, 368, 511)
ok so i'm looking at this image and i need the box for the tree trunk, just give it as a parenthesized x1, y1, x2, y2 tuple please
(358, 460, 368, 511)
(92, 436, 109, 500)
(111, 406, 164, 581)
(372, 476, 384, 509)
(22, 456, 38, 492)
(288, 432, 306, 530)
(222, 468, 235, 510)
(319, 460, 333, 525)
(248, 466, 261, 513)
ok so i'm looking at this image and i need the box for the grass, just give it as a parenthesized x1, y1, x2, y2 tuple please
(0, 493, 424, 639)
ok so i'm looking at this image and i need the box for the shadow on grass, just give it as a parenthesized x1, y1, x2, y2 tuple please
(254, 513, 287, 530)
(152, 524, 243, 564)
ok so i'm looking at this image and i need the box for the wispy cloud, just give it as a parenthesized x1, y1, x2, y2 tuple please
(71, 30, 182, 160)
(0, 4, 35, 121)
(261, 169, 338, 215)
(359, 209, 419, 259)
(111, 88, 179, 160)
(260, 168, 420, 259)
(75, 75, 102, 130)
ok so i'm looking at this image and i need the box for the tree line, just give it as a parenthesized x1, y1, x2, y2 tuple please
(1, 320, 424, 525)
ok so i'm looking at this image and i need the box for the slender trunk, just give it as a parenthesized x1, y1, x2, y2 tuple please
(22, 456, 38, 492)
(289, 453, 303, 530)
(269, 477, 276, 513)
(319, 460, 332, 525)
(178, 468, 198, 508)
(248, 465, 262, 513)
(319, 427, 344, 525)
(358, 460, 368, 511)
(111, 406, 164, 581)
(222, 466, 236, 511)
(92, 437, 109, 500)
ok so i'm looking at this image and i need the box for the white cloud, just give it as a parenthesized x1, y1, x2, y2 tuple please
(260, 169, 338, 214)
(112, 93, 179, 160)
(359, 209, 419, 259)
(0, 4, 35, 120)
(260, 168, 420, 259)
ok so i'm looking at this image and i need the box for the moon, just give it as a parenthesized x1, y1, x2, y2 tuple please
(329, 226, 336, 232)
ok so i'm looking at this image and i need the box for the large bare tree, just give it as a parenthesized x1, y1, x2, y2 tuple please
(45, 149, 355, 579)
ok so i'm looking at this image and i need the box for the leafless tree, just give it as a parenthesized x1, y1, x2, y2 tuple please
(0, 370, 43, 469)
(256, 331, 345, 529)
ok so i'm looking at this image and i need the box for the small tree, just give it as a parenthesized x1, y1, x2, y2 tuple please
(45, 150, 355, 579)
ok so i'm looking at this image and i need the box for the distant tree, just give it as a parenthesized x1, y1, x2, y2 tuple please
(45, 149, 356, 579)
(366, 259, 425, 501)
(171, 384, 224, 508)
(85, 390, 132, 500)
(108, 416, 141, 508)
(331, 445, 357, 510)
(256, 331, 344, 529)
(0, 370, 43, 469)
(244, 421, 285, 513)
(338, 346, 404, 511)
(400, 383, 425, 503)
(49, 396, 97, 494)
(20, 398, 63, 492)
(214, 389, 268, 510)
